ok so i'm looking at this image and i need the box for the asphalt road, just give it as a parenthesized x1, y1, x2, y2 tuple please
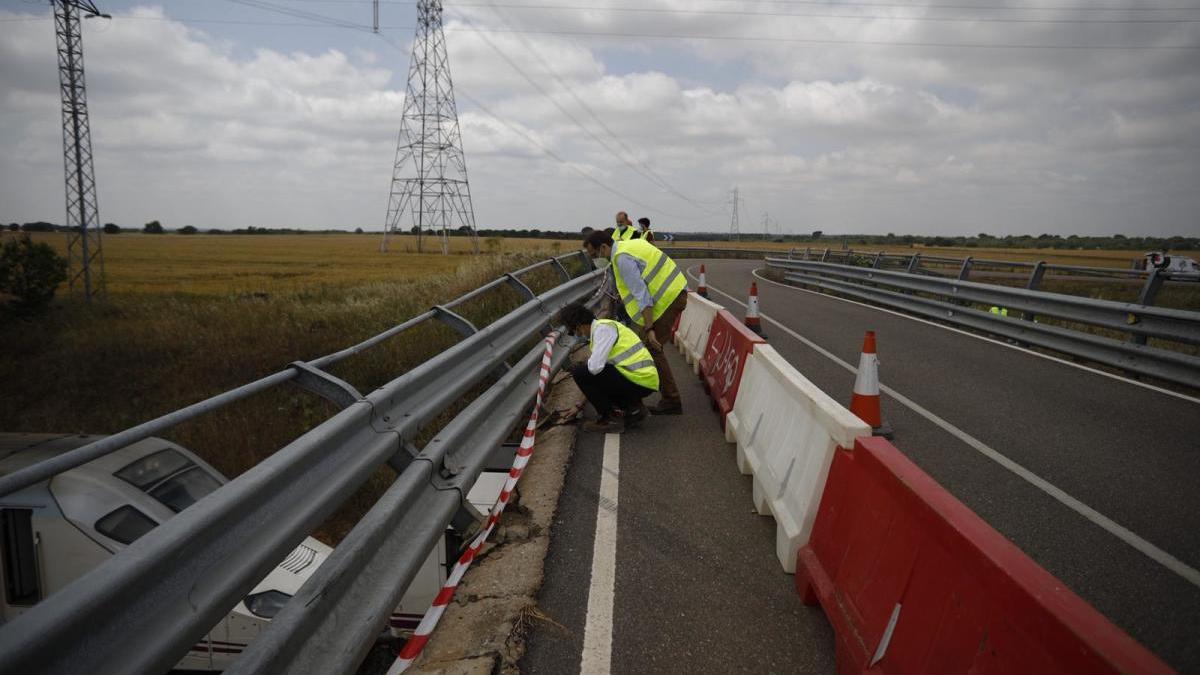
(694, 258, 1200, 673)
(521, 346, 835, 674)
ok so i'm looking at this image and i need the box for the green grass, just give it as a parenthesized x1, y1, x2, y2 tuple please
(0, 251, 570, 543)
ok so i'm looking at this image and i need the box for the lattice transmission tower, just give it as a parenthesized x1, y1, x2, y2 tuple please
(381, 0, 478, 254)
(728, 186, 741, 242)
(54, 0, 109, 300)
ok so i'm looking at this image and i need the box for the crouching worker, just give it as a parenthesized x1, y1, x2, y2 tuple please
(558, 302, 659, 433)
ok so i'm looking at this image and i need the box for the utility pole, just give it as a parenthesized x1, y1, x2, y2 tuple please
(729, 187, 740, 242)
(381, 0, 478, 254)
(54, 0, 109, 301)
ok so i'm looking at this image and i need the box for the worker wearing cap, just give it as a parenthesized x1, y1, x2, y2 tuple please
(558, 302, 658, 432)
(613, 210, 640, 241)
(583, 228, 686, 414)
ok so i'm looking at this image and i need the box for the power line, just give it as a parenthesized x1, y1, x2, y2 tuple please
(443, 2, 1200, 25)
(431, 23, 1200, 50)
(282, 0, 1200, 11)
(13, 10, 1197, 49)
(245, 0, 1200, 22)
(452, 15, 718, 219)
(478, 2, 727, 213)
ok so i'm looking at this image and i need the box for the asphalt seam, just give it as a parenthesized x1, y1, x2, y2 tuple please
(690, 264, 1200, 591)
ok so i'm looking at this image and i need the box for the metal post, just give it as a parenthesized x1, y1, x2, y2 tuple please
(906, 254, 921, 274)
(1024, 261, 1047, 322)
(1131, 268, 1167, 345)
(821, 248, 830, 262)
(957, 257, 973, 281)
(872, 251, 884, 269)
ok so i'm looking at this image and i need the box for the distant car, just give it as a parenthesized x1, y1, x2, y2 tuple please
(1144, 252, 1200, 281)
(0, 434, 500, 671)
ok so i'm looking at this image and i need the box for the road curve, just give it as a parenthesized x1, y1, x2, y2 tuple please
(696, 258, 1200, 673)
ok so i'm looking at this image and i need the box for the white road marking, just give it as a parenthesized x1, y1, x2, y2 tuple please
(692, 266, 1200, 589)
(749, 266, 1200, 405)
(581, 433, 621, 674)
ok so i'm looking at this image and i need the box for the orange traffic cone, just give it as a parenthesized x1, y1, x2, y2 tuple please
(849, 331, 892, 438)
(698, 265, 709, 298)
(745, 282, 765, 337)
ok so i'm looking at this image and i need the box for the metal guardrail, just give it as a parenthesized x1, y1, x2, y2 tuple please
(765, 257, 1200, 389)
(0, 251, 600, 675)
(786, 246, 1174, 306)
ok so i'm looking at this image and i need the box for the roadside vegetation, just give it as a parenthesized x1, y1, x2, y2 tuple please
(0, 232, 583, 542)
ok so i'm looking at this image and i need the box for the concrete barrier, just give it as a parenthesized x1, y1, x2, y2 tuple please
(726, 345, 870, 572)
(797, 436, 1177, 675)
(698, 309, 764, 427)
(673, 290, 723, 373)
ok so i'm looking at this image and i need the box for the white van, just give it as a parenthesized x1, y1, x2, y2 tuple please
(0, 434, 496, 671)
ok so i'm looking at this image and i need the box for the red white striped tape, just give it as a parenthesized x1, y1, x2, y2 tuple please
(387, 331, 559, 674)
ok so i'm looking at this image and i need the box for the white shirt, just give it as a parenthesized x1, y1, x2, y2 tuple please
(587, 321, 619, 374)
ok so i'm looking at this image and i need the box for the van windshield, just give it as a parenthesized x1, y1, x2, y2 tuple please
(115, 449, 221, 513)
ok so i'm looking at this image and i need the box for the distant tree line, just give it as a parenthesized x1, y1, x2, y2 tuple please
(6, 221, 1196, 251)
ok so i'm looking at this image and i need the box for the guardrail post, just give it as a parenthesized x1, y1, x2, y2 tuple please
(872, 251, 884, 269)
(1130, 268, 1167, 345)
(287, 362, 363, 409)
(803, 247, 811, 260)
(503, 272, 537, 301)
(576, 249, 594, 271)
(432, 305, 480, 338)
(1023, 261, 1047, 322)
(1137, 267, 1165, 308)
(1026, 261, 1047, 291)
(821, 248, 830, 262)
(549, 257, 572, 282)
(957, 256, 974, 281)
(906, 254, 921, 274)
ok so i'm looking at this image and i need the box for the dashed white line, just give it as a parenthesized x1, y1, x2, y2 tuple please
(581, 433, 621, 674)
(692, 265, 1200, 590)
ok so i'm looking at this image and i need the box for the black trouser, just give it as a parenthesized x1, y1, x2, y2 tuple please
(570, 364, 656, 418)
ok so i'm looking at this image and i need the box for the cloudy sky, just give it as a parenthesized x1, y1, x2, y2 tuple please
(1, 0, 1198, 236)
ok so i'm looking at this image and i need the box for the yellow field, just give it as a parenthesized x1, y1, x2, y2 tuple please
(670, 240, 1200, 270)
(12, 232, 577, 295)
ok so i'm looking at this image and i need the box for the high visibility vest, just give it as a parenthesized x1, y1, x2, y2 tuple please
(611, 239, 687, 327)
(592, 319, 659, 391)
(614, 225, 639, 241)
(989, 306, 1009, 317)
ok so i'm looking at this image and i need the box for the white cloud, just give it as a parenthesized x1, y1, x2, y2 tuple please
(1, 2, 1198, 235)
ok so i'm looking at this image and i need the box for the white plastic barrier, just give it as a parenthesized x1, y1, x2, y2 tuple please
(725, 345, 871, 572)
(673, 291, 723, 373)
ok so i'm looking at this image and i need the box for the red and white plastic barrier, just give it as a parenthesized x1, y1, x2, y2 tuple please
(797, 436, 1177, 675)
(673, 290, 723, 373)
(698, 309, 764, 428)
(681, 267, 1169, 672)
(725, 345, 870, 572)
(386, 332, 558, 674)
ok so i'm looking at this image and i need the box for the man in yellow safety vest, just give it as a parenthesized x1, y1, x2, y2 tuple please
(613, 211, 640, 241)
(583, 228, 687, 415)
(558, 302, 659, 433)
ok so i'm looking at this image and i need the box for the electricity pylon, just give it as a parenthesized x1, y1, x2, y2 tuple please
(729, 187, 741, 242)
(381, 0, 478, 254)
(54, 0, 109, 300)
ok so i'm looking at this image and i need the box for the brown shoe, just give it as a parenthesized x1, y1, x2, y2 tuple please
(648, 401, 683, 415)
